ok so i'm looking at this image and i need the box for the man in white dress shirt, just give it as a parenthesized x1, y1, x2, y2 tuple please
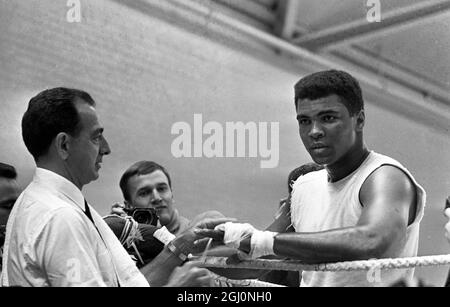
(1, 88, 225, 287)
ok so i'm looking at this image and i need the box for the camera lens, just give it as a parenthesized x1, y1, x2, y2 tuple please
(132, 209, 157, 226)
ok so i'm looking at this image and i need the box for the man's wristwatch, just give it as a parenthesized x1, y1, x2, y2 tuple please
(167, 241, 189, 262)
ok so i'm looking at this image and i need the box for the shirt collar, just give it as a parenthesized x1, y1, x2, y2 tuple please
(34, 168, 85, 210)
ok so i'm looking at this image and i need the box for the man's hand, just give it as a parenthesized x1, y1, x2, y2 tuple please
(141, 218, 234, 287)
(445, 209, 450, 244)
(195, 222, 261, 259)
(165, 261, 213, 287)
(195, 222, 253, 249)
(172, 218, 236, 256)
(110, 203, 127, 217)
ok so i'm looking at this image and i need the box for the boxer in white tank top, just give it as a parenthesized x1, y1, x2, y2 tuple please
(290, 151, 425, 287)
(199, 70, 426, 287)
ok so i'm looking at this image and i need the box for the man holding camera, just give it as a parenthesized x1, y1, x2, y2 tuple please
(113, 161, 225, 235)
(107, 161, 191, 266)
(116, 161, 190, 235)
(108, 161, 229, 266)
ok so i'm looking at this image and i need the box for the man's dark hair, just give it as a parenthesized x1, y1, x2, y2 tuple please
(0, 163, 17, 180)
(287, 163, 324, 194)
(294, 70, 364, 115)
(120, 161, 172, 202)
(22, 87, 96, 160)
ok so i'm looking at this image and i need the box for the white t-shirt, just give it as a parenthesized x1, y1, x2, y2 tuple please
(290, 152, 426, 287)
(1, 168, 149, 287)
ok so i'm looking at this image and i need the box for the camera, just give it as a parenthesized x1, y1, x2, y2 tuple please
(124, 208, 158, 226)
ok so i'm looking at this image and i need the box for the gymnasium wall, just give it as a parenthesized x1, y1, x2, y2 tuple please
(0, 0, 449, 285)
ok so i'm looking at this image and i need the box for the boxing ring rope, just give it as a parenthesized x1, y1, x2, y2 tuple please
(196, 255, 450, 272)
(192, 255, 450, 287)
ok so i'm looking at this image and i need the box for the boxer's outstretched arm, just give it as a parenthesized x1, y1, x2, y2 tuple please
(205, 201, 295, 280)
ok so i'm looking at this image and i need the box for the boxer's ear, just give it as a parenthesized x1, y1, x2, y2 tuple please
(355, 110, 365, 132)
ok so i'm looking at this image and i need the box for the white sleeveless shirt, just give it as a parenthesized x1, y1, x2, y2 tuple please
(290, 151, 426, 287)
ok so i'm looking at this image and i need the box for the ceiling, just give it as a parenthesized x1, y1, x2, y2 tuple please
(110, 0, 450, 129)
(206, 0, 450, 106)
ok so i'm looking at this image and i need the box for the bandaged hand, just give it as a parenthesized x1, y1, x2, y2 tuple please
(214, 222, 278, 259)
(215, 222, 256, 250)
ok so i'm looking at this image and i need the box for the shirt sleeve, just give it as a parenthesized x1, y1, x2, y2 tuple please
(35, 207, 110, 287)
